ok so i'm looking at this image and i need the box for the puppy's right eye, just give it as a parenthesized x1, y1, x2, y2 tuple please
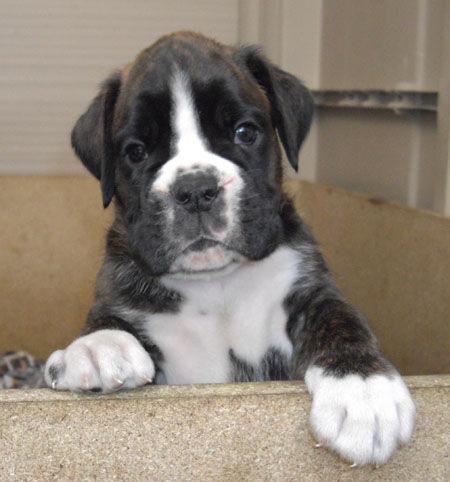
(125, 143, 148, 163)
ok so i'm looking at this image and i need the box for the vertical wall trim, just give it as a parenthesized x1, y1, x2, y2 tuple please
(407, 113, 422, 207)
(415, 0, 428, 88)
(251, 0, 322, 181)
(259, 0, 284, 63)
(238, 0, 283, 60)
(238, 0, 261, 44)
(435, 0, 450, 215)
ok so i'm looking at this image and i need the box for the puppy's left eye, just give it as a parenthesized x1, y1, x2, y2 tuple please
(125, 143, 148, 163)
(234, 124, 257, 145)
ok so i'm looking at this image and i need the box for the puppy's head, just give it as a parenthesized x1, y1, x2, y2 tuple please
(72, 32, 313, 277)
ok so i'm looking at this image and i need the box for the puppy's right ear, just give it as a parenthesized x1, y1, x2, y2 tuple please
(71, 72, 121, 208)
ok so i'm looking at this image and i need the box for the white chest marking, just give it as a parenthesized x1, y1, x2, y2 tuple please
(143, 246, 299, 384)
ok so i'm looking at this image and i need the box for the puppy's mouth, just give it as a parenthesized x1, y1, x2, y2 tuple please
(182, 238, 222, 253)
(169, 237, 242, 277)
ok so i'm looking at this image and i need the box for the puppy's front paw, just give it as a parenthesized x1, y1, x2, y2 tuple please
(45, 329, 155, 393)
(305, 366, 415, 465)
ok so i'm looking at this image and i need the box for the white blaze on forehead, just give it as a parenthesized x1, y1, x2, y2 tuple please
(151, 72, 242, 193)
(171, 73, 205, 154)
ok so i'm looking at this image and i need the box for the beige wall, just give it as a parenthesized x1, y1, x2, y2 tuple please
(312, 0, 448, 215)
(257, 0, 449, 215)
(320, 0, 443, 91)
(315, 109, 440, 211)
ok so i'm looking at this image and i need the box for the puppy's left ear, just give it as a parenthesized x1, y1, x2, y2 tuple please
(235, 47, 314, 170)
(71, 72, 121, 208)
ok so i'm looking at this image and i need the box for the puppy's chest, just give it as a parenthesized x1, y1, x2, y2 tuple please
(143, 247, 299, 384)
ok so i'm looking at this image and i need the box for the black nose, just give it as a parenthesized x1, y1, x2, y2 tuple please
(173, 174, 220, 213)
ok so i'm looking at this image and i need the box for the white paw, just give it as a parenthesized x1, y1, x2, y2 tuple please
(305, 366, 416, 465)
(45, 329, 155, 393)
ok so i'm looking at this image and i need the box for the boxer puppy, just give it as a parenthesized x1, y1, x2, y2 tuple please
(45, 32, 415, 465)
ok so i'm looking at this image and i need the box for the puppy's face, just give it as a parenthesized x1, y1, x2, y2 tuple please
(72, 33, 313, 277)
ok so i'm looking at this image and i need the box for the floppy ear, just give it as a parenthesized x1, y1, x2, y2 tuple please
(71, 73, 121, 208)
(235, 47, 314, 170)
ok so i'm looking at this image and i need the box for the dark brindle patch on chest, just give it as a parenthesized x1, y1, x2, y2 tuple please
(229, 348, 291, 382)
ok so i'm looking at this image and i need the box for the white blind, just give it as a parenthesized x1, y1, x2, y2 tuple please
(0, 0, 239, 174)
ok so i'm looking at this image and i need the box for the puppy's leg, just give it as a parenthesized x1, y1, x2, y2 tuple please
(290, 298, 415, 465)
(45, 328, 155, 393)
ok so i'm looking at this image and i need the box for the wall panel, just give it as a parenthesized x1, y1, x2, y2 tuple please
(0, 0, 239, 174)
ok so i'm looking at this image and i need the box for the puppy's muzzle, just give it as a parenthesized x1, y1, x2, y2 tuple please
(172, 172, 220, 213)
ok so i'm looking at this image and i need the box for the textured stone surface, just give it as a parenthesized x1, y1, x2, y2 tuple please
(0, 376, 449, 481)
